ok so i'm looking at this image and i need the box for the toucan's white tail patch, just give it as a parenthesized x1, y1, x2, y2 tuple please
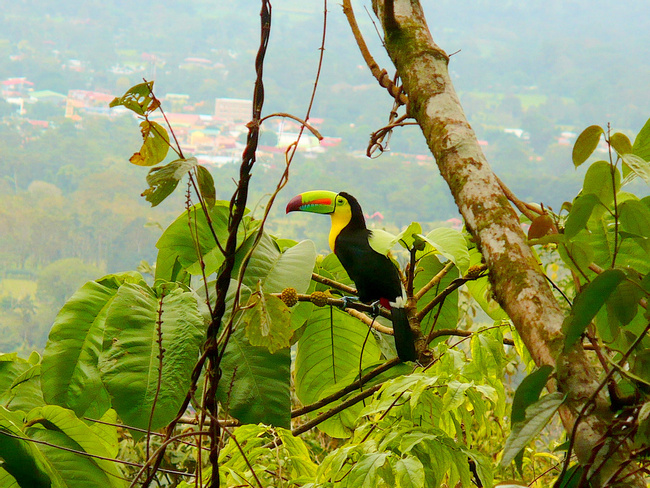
(389, 288, 407, 309)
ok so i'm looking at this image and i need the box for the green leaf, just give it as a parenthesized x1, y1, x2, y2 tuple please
(563, 269, 627, 350)
(441, 380, 471, 412)
(500, 392, 565, 467)
(26, 405, 125, 487)
(294, 308, 382, 434)
(41, 274, 142, 419)
(572, 125, 603, 167)
(216, 328, 291, 428)
(0, 407, 57, 488)
(347, 452, 390, 488)
(394, 456, 425, 488)
(142, 157, 197, 207)
(130, 120, 170, 167)
(0, 468, 20, 488)
(275, 428, 319, 478)
(621, 153, 650, 185)
(511, 365, 553, 424)
(619, 199, 650, 238)
(196, 165, 216, 208)
(632, 117, 650, 162)
(0, 354, 36, 408)
(368, 228, 399, 255)
(413, 254, 459, 336)
(108, 81, 158, 115)
(243, 237, 316, 294)
(582, 161, 620, 208)
(555, 464, 584, 488)
(396, 222, 424, 250)
(420, 227, 470, 273)
(559, 240, 594, 275)
(155, 202, 249, 279)
(609, 132, 633, 156)
(464, 248, 508, 320)
(564, 193, 602, 240)
(99, 282, 204, 434)
(242, 292, 294, 353)
(4, 364, 44, 413)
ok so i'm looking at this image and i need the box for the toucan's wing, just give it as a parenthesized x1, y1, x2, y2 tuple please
(336, 229, 402, 303)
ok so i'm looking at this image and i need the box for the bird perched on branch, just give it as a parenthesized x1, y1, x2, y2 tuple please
(286, 190, 417, 362)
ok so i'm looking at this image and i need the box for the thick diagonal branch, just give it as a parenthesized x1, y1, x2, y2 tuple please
(370, 1, 641, 486)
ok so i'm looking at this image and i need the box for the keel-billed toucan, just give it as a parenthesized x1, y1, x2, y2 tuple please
(286, 190, 417, 362)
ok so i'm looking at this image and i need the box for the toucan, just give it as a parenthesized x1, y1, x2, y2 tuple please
(286, 190, 417, 362)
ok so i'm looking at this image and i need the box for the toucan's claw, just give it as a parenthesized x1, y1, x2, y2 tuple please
(340, 296, 359, 309)
(369, 300, 382, 317)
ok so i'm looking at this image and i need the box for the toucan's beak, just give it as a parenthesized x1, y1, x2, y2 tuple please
(286, 190, 338, 214)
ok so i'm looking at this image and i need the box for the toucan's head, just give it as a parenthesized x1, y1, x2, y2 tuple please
(286, 190, 365, 251)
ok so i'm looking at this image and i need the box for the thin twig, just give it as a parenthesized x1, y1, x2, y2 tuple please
(495, 174, 545, 222)
(341, 0, 408, 106)
(259, 112, 323, 139)
(311, 272, 358, 295)
(414, 261, 455, 302)
(291, 358, 400, 418)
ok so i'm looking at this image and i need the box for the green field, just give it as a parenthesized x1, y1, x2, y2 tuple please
(0, 279, 37, 299)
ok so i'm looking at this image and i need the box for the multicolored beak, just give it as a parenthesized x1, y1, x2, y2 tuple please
(286, 190, 338, 214)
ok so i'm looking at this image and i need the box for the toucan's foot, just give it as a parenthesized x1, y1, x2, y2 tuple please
(340, 296, 359, 309)
(369, 300, 381, 317)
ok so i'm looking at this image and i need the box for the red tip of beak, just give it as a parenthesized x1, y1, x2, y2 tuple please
(286, 194, 303, 214)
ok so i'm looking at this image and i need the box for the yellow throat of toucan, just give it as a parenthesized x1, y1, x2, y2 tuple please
(328, 202, 352, 252)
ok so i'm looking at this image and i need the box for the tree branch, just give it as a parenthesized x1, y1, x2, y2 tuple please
(370, 1, 643, 485)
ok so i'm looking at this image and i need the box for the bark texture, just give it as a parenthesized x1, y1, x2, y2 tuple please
(371, 1, 643, 486)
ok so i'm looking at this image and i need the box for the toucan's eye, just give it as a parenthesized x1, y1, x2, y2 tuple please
(337, 198, 344, 205)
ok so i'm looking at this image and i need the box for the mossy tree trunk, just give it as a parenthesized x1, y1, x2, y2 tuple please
(370, 1, 643, 486)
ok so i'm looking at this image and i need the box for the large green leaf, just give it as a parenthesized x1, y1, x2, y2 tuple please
(572, 125, 603, 167)
(295, 307, 382, 437)
(242, 292, 294, 353)
(563, 269, 627, 350)
(5, 364, 44, 413)
(0, 468, 20, 488)
(0, 353, 37, 408)
(510, 366, 553, 424)
(41, 274, 141, 419)
(346, 451, 390, 488)
(25, 405, 125, 488)
(216, 328, 291, 428)
(564, 193, 601, 240)
(413, 254, 459, 336)
(394, 455, 425, 488)
(155, 202, 258, 280)
(582, 161, 620, 208)
(241, 236, 316, 294)
(420, 227, 470, 273)
(619, 199, 650, 238)
(500, 392, 565, 467)
(99, 282, 204, 433)
(0, 407, 58, 488)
